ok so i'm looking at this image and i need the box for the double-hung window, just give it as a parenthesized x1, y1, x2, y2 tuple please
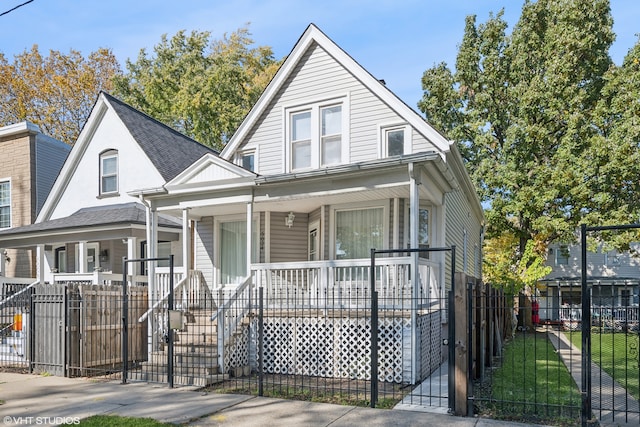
(100, 150, 118, 195)
(287, 98, 347, 171)
(0, 180, 10, 229)
(239, 150, 256, 172)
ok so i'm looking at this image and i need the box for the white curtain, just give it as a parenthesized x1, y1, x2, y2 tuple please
(335, 207, 384, 259)
(220, 220, 247, 284)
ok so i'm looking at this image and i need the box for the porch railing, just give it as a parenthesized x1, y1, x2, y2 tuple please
(251, 257, 441, 310)
(53, 272, 148, 287)
(211, 276, 253, 373)
(559, 304, 640, 330)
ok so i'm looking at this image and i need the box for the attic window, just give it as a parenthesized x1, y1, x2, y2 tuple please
(99, 149, 118, 196)
(285, 97, 348, 172)
(237, 150, 255, 172)
(380, 124, 411, 158)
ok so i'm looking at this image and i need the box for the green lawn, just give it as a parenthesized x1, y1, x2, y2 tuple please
(476, 332, 581, 425)
(569, 330, 640, 400)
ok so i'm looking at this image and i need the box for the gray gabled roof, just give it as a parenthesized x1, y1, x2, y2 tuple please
(0, 203, 179, 238)
(102, 92, 218, 181)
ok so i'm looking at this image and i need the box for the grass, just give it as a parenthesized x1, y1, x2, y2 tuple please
(78, 415, 172, 427)
(569, 330, 640, 400)
(475, 331, 581, 426)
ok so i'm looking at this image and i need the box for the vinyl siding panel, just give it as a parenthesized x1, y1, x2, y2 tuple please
(444, 189, 483, 287)
(233, 42, 440, 175)
(270, 211, 309, 263)
(545, 243, 640, 281)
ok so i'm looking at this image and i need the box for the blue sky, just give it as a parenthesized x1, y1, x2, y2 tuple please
(1, 0, 638, 110)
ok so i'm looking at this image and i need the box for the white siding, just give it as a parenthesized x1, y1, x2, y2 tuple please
(235, 43, 440, 175)
(49, 107, 164, 219)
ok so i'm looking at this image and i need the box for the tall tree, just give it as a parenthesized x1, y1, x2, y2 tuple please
(0, 46, 120, 144)
(419, 0, 616, 285)
(112, 26, 280, 150)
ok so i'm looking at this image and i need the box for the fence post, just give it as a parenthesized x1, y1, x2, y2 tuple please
(370, 248, 378, 408)
(453, 272, 469, 416)
(168, 255, 174, 388)
(258, 286, 264, 396)
(122, 258, 129, 384)
(580, 224, 591, 426)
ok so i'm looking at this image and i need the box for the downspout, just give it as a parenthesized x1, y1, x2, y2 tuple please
(139, 194, 157, 354)
(408, 162, 420, 384)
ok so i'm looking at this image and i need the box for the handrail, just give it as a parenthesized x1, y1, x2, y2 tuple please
(0, 279, 39, 309)
(210, 275, 252, 323)
(138, 275, 189, 323)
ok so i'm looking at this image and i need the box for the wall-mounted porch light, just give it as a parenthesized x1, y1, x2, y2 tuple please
(285, 212, 295, 228)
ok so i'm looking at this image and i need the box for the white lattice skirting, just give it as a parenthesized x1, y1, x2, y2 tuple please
(226, 312, 442, 384)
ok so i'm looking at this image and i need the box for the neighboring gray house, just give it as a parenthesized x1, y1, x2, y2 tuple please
(0, 121, 70, 278)
(538, 242, 640, 321)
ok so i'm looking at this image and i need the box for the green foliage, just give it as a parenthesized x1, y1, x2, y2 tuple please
(78, 415, 172, 427)
(0, 46, 120, 144)
(419, 0, 640, 284)
(112, 26, 281, 150)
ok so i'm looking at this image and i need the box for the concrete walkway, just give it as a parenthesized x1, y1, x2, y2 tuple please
(0, 372, 546, 427)
(548, 329, 640, 426)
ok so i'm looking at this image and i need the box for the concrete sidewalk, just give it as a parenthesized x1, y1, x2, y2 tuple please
(0, 373, 545, 426)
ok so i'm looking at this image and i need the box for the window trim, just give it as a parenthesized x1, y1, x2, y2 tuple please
(283, 95, 349, 173)
(99, 149, 119, 197)
(329, 201, 388, 260)
(378, 123, 411, 158)
(556, 245, 570, 265)
(0, 178, 11, 230)
(213, 214, 260, 286)
(236, 148, 257, 172)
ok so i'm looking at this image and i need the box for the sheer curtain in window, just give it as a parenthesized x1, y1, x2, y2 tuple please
(335, 208, 383, 259)
(220, 221, 247, 284)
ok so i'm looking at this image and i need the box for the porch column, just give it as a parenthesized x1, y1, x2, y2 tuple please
(147, 207, 158, 297)
(409, 163, 420, 384)
(78, 241, 87, 274)
(246, 201, 253, 277)
(36, 244, 45, 284)
(182, 208, 191, 275)
(126, 237, 137, 281)
(0, 248, 5, 276)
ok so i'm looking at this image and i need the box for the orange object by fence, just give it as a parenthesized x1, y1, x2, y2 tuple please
(13, 313, 22, 331)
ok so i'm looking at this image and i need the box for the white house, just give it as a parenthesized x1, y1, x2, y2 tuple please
(0, 92, 215, 285)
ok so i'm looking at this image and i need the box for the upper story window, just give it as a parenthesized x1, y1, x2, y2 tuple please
(380, 124, 411, 158)
(100, 150, 118, 196)
(287, 98, 348, 172)
(0, 180, 10, 229)
(238, 150, 256, 172)
(556, 245, 570, 265)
